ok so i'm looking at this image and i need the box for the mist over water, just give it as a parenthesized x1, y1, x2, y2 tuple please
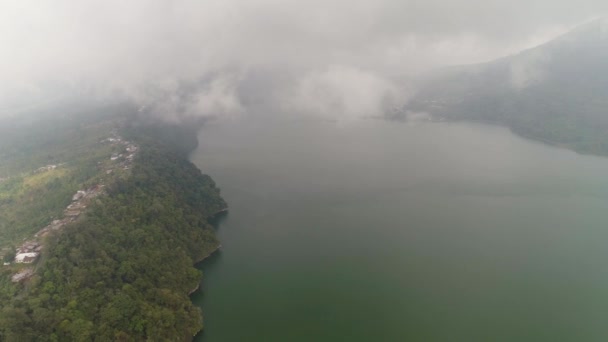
(3, 1, 605, 123)
(190, 118, 608, 341)
(4, 2, 608, 340)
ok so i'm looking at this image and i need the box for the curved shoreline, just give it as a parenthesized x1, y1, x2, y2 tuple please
(189, 243, 222, 296)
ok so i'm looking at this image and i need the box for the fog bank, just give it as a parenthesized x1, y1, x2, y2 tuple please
(1, 1, 606, 121)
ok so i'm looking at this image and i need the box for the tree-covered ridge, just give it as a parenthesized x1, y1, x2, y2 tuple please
(407, 19, 608, 156)
(0, 120, 226, 340)
(0, 108, 132, 248)
(0, 102, 134, 177)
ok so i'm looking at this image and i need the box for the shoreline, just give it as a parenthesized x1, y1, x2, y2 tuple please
(185, 128, 228, 339)
(194, 242, 222, 267)
(188, 208, 228, 296)
(423, 115, 606, 158)
(188, 243, 221, 296)
(188, 208, 229, 294)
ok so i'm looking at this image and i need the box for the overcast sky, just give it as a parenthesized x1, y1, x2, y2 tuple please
(1, 1, 606, 120)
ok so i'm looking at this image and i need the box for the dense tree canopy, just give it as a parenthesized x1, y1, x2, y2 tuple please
(0, 119, 226, 341)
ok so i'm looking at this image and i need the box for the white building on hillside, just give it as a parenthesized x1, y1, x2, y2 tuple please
(15, 252, 39, 263)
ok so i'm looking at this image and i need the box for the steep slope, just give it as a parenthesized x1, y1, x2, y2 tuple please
(0, 113, 227, 341)
(407, 19, 608, 155)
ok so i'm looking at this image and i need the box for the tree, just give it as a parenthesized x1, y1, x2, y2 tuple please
(2, 248, 15, 263)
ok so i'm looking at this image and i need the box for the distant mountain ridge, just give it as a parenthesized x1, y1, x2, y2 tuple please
(407, 18, 608, 155)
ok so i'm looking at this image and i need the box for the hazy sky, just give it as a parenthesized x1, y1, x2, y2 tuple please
(1, 1, 606, 120)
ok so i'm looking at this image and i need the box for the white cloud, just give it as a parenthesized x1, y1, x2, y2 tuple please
(0, 0, 605, 120)
(287, 66, 404, 120)
(510, 49, 550, 89)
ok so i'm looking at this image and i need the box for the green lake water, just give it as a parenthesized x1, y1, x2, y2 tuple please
(190, 118, 608, 341)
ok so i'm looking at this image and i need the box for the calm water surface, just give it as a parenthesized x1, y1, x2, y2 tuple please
(190, 119, 608, 341)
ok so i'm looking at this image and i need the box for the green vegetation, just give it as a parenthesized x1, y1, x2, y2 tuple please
(0, 109, 128, 247)
(0, 102, 132, 177)
(2, 249, 14, 264)
(408, 19, 608, 156)
(0, 106, 226, 340)
(410, 80, 608, 155)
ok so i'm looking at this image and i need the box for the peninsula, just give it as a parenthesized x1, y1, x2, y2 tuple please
(0, 104, 226, 340)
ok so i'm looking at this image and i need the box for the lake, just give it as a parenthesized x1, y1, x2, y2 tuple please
(190, 118, 608, 341)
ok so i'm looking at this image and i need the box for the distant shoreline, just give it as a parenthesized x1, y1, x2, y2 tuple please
(424, 115, 606, 158)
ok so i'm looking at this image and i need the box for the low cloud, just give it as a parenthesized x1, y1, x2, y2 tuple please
(510, 49, 551, 89)
(129, 72, 246, 122)
(286, 66, 404, 120)
(1, 0, 606, 121)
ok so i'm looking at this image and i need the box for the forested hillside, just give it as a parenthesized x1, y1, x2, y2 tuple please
(407, 19, 608, 155)
(0, 108, 226, 340)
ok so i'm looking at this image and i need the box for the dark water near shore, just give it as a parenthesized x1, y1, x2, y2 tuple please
(190, 118, 608, 341)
